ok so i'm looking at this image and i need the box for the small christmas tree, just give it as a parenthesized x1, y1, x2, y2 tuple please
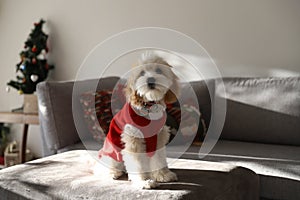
(7, 19, 54, 94)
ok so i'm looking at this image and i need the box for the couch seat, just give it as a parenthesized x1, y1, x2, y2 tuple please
(179, 140, 300, 200)
(0, 150, 259, 200)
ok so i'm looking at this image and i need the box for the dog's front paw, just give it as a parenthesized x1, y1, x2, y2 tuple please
(142, 179, 158, 189)
(132, 179, 158, 189)
(128, 173, 158, 189)
(110, 170, 123, 180)
(153, 168, 178, 182)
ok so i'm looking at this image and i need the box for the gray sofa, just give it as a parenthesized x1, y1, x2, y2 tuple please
(0, 77, 262, 200)
(35, 76, 300, 200)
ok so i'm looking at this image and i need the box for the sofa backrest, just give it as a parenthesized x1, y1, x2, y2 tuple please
(211, 77, 300, 146)
(38, 76, 300, 156)
(191, 77, 300, 146)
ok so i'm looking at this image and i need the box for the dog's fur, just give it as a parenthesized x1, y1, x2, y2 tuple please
(96, 52, 179, 189)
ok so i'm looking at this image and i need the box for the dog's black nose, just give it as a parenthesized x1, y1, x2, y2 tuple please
(147, 77, 156, 89)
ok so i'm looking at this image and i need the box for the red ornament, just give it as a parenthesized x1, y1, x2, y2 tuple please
(32, 46, 37, 52)
(32, 58, 37, 64)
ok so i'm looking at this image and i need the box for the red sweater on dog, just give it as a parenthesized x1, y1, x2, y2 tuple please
(98, 103, 167, 162)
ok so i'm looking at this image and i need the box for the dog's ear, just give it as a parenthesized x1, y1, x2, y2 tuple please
(124, 78, 134, 102)
(164, 76, 180, 104)
(124, 78, 144, 108)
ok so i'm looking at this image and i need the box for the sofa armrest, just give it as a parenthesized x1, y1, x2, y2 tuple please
(36, 77, 120, 157)
(37, 81, 80, 156)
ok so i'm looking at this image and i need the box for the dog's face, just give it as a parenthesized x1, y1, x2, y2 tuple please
(125, 54, 179, 109)
(135, 64, 174, 102)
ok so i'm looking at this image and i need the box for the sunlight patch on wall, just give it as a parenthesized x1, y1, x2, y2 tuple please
(268, 68, 300, 77)
(158, 51, 221, 81)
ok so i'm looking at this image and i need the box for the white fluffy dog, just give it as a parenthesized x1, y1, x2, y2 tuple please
(97, 53, 179, 189)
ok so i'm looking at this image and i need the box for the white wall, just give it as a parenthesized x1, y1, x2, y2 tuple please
(0, 0, 299, 157)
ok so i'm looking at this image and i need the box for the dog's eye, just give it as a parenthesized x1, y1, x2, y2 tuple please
(155, 68, 163, 74)
(139, 70, 145, 76)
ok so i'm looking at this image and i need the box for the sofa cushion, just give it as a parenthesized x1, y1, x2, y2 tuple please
(79, 88, 125, 142)
(180, 140, 300, 200)
(190, 80, 212, 128)
(0, 150, 259, 200)
(215, 77, 300, 145)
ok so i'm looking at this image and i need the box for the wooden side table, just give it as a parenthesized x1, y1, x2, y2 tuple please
(0, 112, 39, 163)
